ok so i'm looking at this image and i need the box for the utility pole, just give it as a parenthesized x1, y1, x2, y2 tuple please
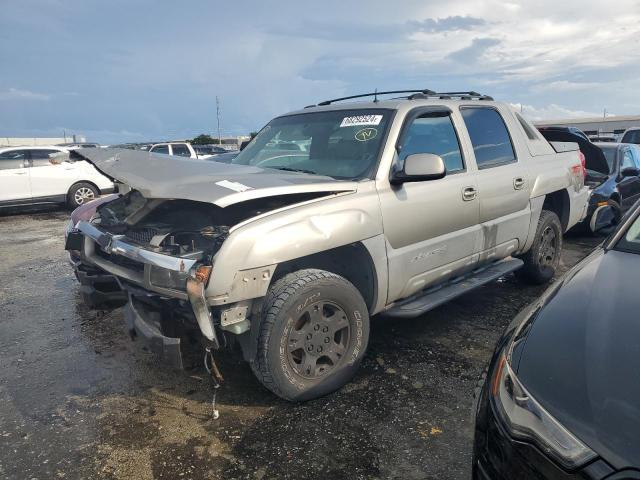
(216, 96, 222, 145)
(603, 108, 607, 119)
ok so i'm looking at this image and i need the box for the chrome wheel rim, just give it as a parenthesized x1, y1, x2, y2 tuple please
(74, 187, 95, 205)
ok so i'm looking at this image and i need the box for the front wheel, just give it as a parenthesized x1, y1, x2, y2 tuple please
(251, 269, 370, 401)
(516, 210, 562, 285)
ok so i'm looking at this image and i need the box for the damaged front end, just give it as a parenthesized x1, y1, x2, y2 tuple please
(68, 190, 232, 366)
(67, 187, 341, 369)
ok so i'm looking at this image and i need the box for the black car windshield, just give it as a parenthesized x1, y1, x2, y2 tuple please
(622, 130, 640, 144)
(616, 213, 640, 254)
(599, 146, 616, 173)
(232, 109, 392, 179)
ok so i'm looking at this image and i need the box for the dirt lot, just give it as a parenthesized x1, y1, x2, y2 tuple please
(0, 209, 601, 480)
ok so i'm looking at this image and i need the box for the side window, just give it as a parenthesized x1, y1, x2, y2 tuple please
(621, 149, 636, 170)
(515, 112, 539, 141)
(398, 113, 464, 173)
(460, 108, 516, 168)
(0, 150, 28, 170)
(30, 149, 61, 167)
(171, 144, 191, 157)
(630, 146, 640, 167)
(151, 145, 169, 154)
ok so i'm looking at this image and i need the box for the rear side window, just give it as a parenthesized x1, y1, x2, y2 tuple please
(171, 144, 191, 157)
(0, 150, 27, 170)
(515, 112, 539, 141)
(150, 145, 169, 154)
(398, 113, 464, 172)
(460, 108, 516, 168)
(30, 149, 62, 167)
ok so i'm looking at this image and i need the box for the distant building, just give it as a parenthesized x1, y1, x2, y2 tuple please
(0, 135, 86, 147)
(534, 115, 640, 138)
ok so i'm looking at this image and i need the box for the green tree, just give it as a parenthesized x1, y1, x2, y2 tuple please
(191, 134, 216, 145)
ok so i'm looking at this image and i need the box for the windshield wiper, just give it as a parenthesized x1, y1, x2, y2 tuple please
(269, 166, 317, 175)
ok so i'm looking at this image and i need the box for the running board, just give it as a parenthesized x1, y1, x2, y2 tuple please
(383, 258, 524, 319)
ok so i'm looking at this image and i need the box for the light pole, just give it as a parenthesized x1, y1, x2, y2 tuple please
(216, 96, 222, 145)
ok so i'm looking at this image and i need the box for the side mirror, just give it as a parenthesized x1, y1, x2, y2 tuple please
(621, 167, 640, 178)
(391, 153, 446, 185)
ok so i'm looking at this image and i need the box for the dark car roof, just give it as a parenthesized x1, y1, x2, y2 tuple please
(516, 246, 640, 469)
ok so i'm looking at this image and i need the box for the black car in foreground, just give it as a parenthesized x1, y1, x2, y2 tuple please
(473, 201, 640, 479)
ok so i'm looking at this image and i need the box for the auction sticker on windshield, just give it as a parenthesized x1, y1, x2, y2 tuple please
(340, 114, 383, 128)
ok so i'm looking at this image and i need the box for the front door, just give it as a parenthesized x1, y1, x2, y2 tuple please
(0, 149, 31, 203)
(378, 108, 480, 303)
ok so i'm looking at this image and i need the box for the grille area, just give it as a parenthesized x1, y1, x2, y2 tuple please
(125, 227, 161, 244)
(95, 247, 145, 273)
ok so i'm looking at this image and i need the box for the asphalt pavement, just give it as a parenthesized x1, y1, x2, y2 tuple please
(0, 209, 601, 480)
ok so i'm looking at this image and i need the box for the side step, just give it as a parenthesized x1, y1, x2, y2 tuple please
(383, 258, 524, 319)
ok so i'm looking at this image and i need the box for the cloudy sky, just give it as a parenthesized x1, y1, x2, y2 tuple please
(1, 0, 639, 143)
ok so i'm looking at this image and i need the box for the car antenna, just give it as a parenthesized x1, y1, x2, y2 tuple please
(373, 88, 378, 103)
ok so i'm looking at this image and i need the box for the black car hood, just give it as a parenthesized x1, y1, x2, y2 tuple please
(516, 249, 640, 469)
(538, 130, 610, 174)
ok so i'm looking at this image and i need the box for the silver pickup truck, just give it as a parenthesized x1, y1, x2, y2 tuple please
(65, 90, 589, 401)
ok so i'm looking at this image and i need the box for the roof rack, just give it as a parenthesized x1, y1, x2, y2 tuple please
(306, 89, 493, 108)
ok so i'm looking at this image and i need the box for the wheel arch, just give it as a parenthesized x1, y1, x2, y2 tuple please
(271, 242, 378, 313)
(542, 189, 570, 232)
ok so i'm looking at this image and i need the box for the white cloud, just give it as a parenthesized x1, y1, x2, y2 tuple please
(0, 87, 50, 101)
(511, 103, 605, 121)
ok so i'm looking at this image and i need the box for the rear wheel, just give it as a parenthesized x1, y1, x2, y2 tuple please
(251, 269, 370, 401)
(67, 182, 98, 208)
(516, 210, 562, 285)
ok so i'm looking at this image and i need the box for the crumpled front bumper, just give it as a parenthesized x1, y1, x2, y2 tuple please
(124, 295, 184, 370)
(67, 220, 219, 347)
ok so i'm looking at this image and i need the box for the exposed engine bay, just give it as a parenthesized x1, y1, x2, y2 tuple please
(89, 189, 334, 265)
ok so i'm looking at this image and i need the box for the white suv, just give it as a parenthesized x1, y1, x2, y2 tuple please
(0, 145, 115, 209)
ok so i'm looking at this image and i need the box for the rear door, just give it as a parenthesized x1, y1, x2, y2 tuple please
(0, 149, 31, 202)
(459, 106, 531, 263)
(27, 148, 73, 200)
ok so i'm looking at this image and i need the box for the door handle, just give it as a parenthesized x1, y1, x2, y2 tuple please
(13, 171, 27, 175)
(462, 186, 477, 201)
(513, 177, 525, 190)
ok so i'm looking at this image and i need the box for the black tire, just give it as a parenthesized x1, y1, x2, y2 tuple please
(608, 198, 622, 225)
(251, 269, 370, 401)
(67, 182, 98, 208)
(516, 210, 562, 285)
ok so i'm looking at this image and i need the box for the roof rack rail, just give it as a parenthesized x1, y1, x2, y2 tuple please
(309, 89, 437, 108)
(306, 89, 493, 108)
(408, 91, 493, 101)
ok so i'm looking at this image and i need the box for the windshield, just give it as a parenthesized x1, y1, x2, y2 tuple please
(599, 146, 616, 173)
(616, 212, 640, 254)
(232, 109, 392, 179)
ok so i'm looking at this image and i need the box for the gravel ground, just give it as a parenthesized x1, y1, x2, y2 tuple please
(0, 208, 601, 480)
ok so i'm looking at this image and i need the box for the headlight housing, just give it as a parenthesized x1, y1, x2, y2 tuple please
(491, 353, 597, 470)
(149, 265, 190, 290)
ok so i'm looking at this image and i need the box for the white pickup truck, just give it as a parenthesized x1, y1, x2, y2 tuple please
(66, 90, 589, 400)
(148, 142, 214, 159)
